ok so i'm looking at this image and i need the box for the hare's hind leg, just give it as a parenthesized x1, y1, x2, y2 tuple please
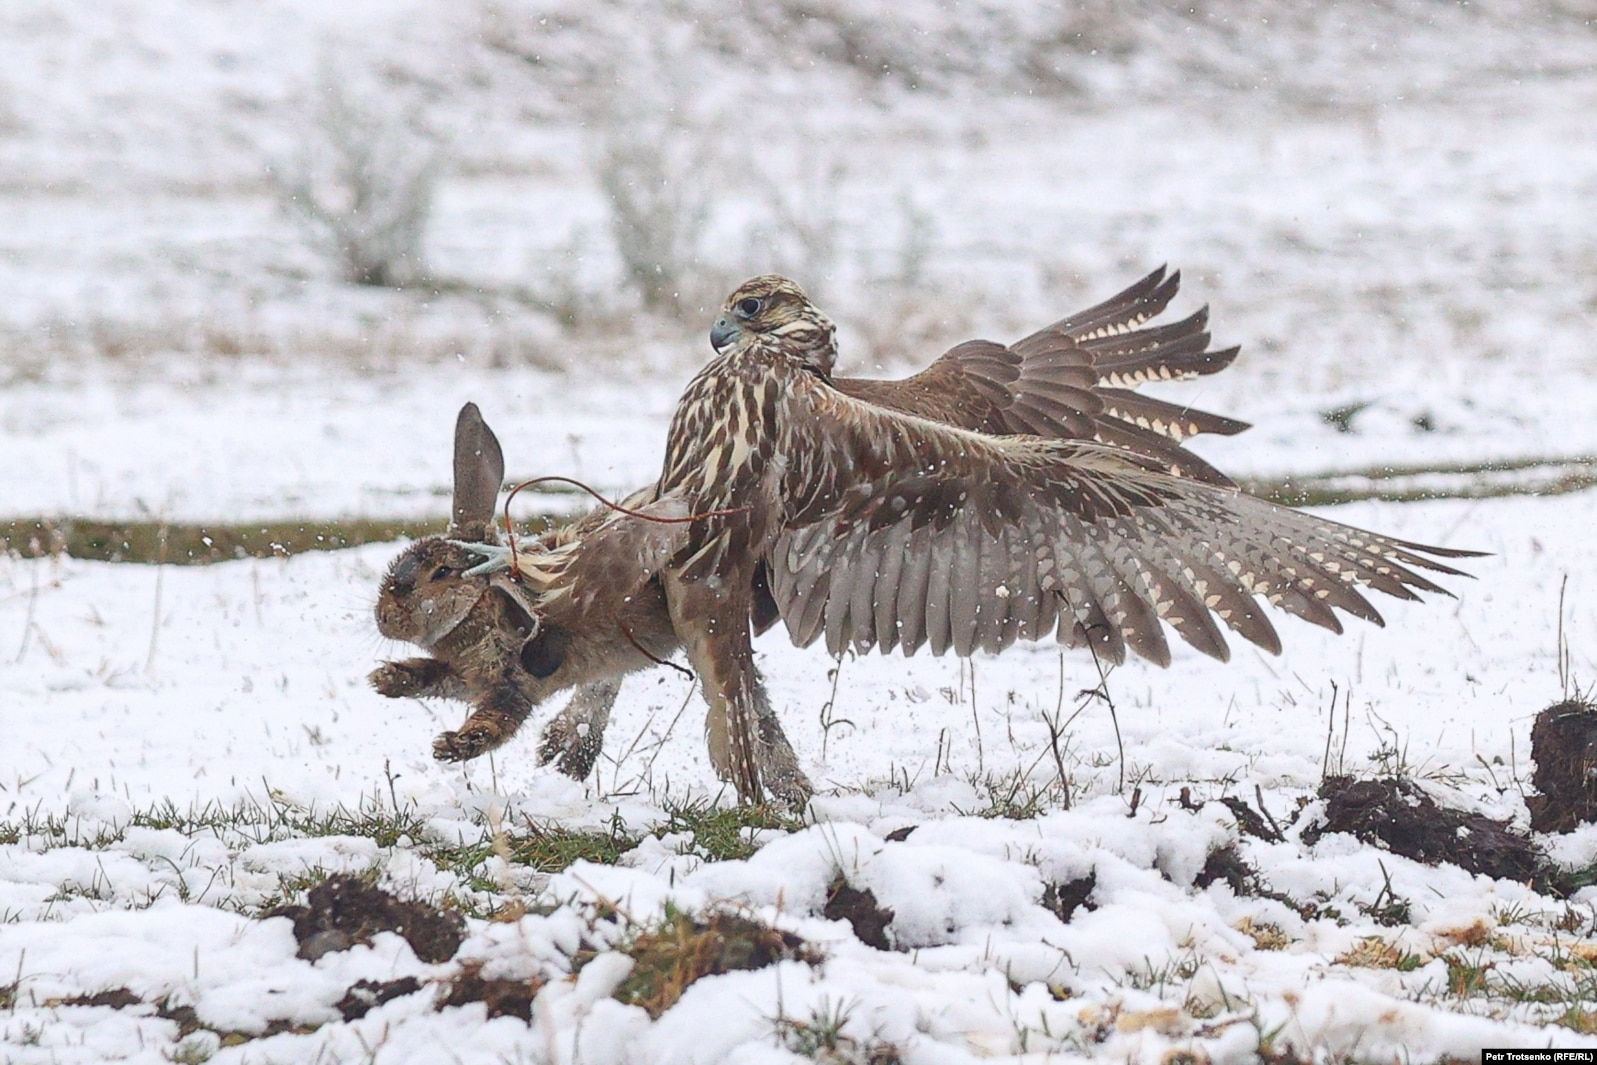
(539, 678, 622, 780)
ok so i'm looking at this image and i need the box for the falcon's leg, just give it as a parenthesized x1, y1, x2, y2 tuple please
(538, 677, 622, 780)
(663, 569, 811, 808)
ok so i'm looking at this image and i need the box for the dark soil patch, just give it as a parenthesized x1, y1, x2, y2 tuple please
(1219, 796, 1285, 842)
(60, 987, 143, 1009)
(49, 985, 336, 1041)
(1190, 843, 1329, 920)
(269, 874, 465, 963)
(1194, 844, 1259, 894)
(1041, 872, 1097, 924)
(615, 909, 820, 1018)
(823, 877, 894, 950)
(336, 977, 424, 1021)
(154, 999, 205, 1037)
(1527, 700, 1597, 834)
(1304, 776, 1543, 883)
(439, 963, 543, 1021)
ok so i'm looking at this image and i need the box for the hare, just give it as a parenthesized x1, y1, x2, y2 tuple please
(368, 403, 664, 774)
(368, 403, 809, 799)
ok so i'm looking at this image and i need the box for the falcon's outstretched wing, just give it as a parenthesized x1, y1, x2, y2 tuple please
(767, 375, 1476, 666)
(836, 267, 1247, 486)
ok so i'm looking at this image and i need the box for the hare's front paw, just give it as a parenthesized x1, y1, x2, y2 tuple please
(370, 658, 450, 698)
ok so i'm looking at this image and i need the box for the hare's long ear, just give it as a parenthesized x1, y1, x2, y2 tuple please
(450, 402, 505, 541)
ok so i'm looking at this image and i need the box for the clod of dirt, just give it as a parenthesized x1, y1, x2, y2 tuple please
(154, 999, 204, 1037)
(1191, 843, 1328, 920)
(615, 910, 819, 1018)
(1219, 796, 1284, 842)
(823, 877, 894, 950)
(883, 825, 917, 843)
(439, 962, 543, 1021)
(1194, 844, 1260, 895)
(61, 988, 143, 1009)
(1527, 700, 1597, 834)
(1041, 872, 1098, 924)
(336, 977, 424, 1021)
(1304, 776, 1543, 883)
(269, 875, 465, 963)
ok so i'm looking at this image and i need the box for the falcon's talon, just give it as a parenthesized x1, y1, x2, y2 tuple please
(448, 540, 514, 577)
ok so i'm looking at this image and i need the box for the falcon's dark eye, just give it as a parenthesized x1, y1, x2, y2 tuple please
(736, 296, 763, 318)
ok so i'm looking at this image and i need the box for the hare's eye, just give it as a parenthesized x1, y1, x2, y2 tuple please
(429, 564, 455, 581)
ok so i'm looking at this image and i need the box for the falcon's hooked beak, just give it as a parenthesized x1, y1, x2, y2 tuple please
(710, 315, 741, 354)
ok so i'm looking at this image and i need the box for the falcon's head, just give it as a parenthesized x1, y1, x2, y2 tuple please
(710, 275, 838, 375)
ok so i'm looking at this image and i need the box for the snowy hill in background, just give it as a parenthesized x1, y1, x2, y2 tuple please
(1, 0, 1594, 521)
(0, 1, 1592, 385)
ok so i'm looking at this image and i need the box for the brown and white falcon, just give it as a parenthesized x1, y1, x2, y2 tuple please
(629, 274, 1478, 803)
(470, 269, 1475, 806)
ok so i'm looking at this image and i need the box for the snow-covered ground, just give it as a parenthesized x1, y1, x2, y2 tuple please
(4, 1, 1597, 1061)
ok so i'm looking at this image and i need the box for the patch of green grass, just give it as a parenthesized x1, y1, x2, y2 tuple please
(1121, 950, 1202, 994)
(0, 789, 814, 926)
(2, 807, 130, 850)
(447, 817, 638, 890)
(964, 769, 1066, 823)
(773, 996, 902, 1063)
(1358, 862, 1413, 928)
(1558, 1005, 1597, 1035)
(1240, 454, 1597, 508)
(1444, 950, 1494, 997)
(1, 513, 561, 565)
(611, 905, 818, 1018)
(656, 798, 805, 861)
(2, 792, 438, 852)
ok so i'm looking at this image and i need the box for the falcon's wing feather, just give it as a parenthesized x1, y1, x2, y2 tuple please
(1018, 266, 1181, 344)
(831, 267, 1247, 486)
(1088, 419, 1235, 486)
(1094, 388, 1251, 441)
(769, 380, 1476, 666)
(1084, 309, 1241, 387)
(835, 339, 1100, 439)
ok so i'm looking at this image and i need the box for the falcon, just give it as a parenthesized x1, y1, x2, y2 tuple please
(481, 270, 1477, 806)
